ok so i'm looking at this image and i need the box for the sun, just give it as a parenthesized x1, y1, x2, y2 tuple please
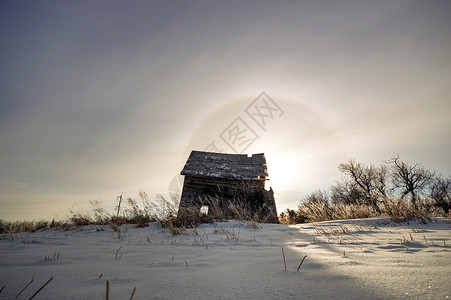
(265, 153, 299, 192)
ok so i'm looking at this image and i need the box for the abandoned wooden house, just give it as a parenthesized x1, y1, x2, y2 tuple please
(177, 150, 278, 223)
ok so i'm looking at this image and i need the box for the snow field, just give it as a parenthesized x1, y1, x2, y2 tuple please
(1, 218, 450, 299)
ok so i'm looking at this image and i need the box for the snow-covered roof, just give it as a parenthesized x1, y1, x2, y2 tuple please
(180, 150, 268, 180)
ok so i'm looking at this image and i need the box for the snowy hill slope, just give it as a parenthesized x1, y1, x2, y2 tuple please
(1, 218, 450, 299)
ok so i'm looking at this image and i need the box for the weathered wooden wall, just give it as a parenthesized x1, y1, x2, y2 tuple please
(177, 175, 278, 223)
(177, 150, 278, 223)
(179, 176, 262, 205)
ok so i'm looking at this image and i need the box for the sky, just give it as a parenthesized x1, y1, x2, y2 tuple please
(1, 0, 450, 221)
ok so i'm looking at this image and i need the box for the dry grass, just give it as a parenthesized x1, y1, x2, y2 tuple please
(43, 252, 60, 262)
(0, 193, 272, 234)
(381, 197, 442, 223)
(313, 224, 365, 236)
(3, 191, 448, 234)
(115, 247, 123, 260)
(246, 221, 262, 229)
(0, 193, 177, 234)
(175, 195, 277, 227)
(212, 225, 240, 241)
(168, 222, 188, 236)
(280, 203, 378, 224)
(0, 219, 72, 234)
(279, 197, 449, 225)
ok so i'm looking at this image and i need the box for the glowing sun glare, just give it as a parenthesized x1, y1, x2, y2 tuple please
(266, 153, 298, 192)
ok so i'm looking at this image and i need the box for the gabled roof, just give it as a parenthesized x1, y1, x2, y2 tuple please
(181, 150, 268, 180)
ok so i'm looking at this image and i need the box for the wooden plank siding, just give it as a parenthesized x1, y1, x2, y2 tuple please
(177, 151, 278, 223)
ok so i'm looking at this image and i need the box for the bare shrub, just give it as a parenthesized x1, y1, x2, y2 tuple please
(331, 179, 366, 206)
(385, 155, 435, 208)
(279, 209, 307, 224)
(382, 197, 432, 223)
(303, 189, 330, 205)
(331, 204, 378, 220)
(337, 159, 388, 212)
(430, 176, 451, 213)
(297, 202, 378, 223)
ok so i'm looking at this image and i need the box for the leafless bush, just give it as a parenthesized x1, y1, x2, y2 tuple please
(279, 209, 307, 224)
(303, 189, 330, 205)
(281, 156, 448, 224)
(331, 179, 366, 206)
(385, 155, 435, 208)
(430, 176, 451, 213)
(282, 198, 439, 224)
(381, 197, 439, 223)
(337, 159, 389, 212)
(293, 202, 378, 223)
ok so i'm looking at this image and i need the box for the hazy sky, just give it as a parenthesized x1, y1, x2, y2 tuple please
(1, 0, 450, 221)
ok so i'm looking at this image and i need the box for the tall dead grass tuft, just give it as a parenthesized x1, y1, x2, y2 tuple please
(68, 193, 179, 229)
(288, 202, 378, 224)
(382, 197, 438, 223)
(0, 219, 72, 234)
(175, 195, 276, 227)
(168, 222, 188, 236)
(280, 197, 446, 224)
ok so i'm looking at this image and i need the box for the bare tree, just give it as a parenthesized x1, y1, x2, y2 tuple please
(385, 155, 435, 207)
(330, 178, 366, 206)
(337, 159, 388, 212)
(338, 159, 371, 194)
(302, 189, 330, 205)
(374, 164, 389, 198)
(430, 176, 451, 213)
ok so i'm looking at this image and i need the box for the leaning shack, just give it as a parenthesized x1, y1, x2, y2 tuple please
(177, 150, 278, 222)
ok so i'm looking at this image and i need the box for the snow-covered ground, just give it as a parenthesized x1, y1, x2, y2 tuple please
(1, 217, 450, 299)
